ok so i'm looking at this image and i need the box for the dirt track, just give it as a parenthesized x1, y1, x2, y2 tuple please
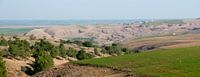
(32, 63, 135, 77)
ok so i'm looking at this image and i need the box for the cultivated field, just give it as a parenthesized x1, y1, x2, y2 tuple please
(75, 46, 200, 77)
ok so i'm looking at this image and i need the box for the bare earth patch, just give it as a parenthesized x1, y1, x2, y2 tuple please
(32, 63, 135, 77)
(121, 34, 200, 50)
(4, 58, 34, 77)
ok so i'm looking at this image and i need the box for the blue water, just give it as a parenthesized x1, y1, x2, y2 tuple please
(0, 19, 150, 26)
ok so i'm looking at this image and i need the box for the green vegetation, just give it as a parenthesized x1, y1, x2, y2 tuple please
(66, 47, 78, 58)
(33, 39, 54, 53)
(75, 46, 200, 77)
(64, 37, 94, 42)
(0, 38, 8, 46)
(33, 51, 53, 73)
(76, 49, 94, 60)
(61, 40, 96, 47)
(82, 41, 94, 47)
(0, 28, 32, 35)
(33, 39, 57, 58)
(58, 43, 66, 58)
(102, 43, 129, 55)
(0, 52, 7, 77)
(8, 39, 31, 58)
(50, 47, 59, 58)
(94, 47, 101, 56)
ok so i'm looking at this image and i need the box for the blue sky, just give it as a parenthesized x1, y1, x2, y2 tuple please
(0, 0, 199, 19)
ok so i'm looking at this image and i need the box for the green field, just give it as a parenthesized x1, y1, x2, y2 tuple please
(75, 46, 200, 77)
(0, 28, 32, 35)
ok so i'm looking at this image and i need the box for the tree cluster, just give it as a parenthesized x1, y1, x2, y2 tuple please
(0, 39, 8, 46)
(0, 52, 7, 77)
(33, 50, 53, 73)
(101, 43, 131, 55)
(8, 39, 31, 58)
(76, 49, 94, 60)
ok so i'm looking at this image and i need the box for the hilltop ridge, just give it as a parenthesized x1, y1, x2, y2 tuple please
(25, 20, 200, 45)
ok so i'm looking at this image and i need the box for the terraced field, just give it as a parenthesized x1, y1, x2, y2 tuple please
(75, 46, 200, 77)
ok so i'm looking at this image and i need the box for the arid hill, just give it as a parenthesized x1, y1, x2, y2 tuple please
(25, 20, 200, 45)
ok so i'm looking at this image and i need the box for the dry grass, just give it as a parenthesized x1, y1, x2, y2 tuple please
(121, 33, 200, 50)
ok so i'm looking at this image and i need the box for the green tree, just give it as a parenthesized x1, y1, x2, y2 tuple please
(100, 48, 107, 54)
(94, 48, 101, 56)
(76, 49, 94, 60)
(33, 39, 55, 58)
(0, 52, 7, 77)
(50, 47, 59, 58)
(82, 41, 93, 47)
(59, 43, 66, 58)
(105, 46, 122, 55)
(104, 44, 124, 55)
(33, 51, 53, 72)
(66, 47, 78, 58)
(8, 39, 31, 58)
(0, 39, 8, 46)
(122, 48, 130, 54)
(33, 39, 54, 52)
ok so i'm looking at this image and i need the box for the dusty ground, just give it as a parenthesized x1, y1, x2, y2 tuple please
(121, 33, 200, 51)
(4, 58, 34, 77)
(4, 57, 68, 77)
(32, 63, 135, 77)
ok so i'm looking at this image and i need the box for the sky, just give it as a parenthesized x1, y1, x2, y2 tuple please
(0, 0, 199, 20)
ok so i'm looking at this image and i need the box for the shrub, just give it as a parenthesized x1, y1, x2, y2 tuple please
(33, 51, 53, 73)
(33, 39, 56, 58)
(8, 39, 31, 58)
(50, 47, 59, 58)
(82, 41, 93, 47)
(60, 40, 72, 44)
(76, 49, 94, 60)
(112, 43, 118, 46)
(122, 48, 130, 54)
(59, 43, 66, 58)
(0, 52, 7, 77)
(33, 39, 54, 52)
(66, 47, 78, 58)
(100, 48, 107, 54)
(0, 39, 8, 46)
(94, 48, 101, 56)
(105, 46, 122, 55)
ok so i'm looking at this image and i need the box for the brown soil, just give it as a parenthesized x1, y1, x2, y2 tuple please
(4, 57, 69, 77)
(121, 33, 200, 51)
(4, 58, 34, 77)
(31, 63, 135, 77)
